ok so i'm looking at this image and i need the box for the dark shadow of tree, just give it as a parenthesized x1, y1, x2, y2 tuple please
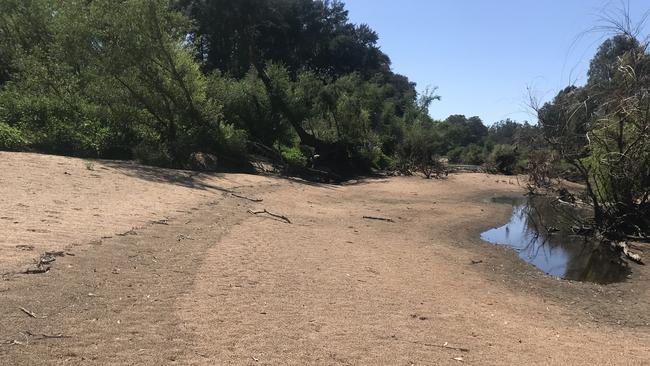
(97, 160, 236, 193)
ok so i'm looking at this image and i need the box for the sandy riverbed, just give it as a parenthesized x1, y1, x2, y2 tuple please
(0, 152, 648, 365)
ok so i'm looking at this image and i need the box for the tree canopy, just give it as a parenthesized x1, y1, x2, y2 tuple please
(0, 0, 537, 178)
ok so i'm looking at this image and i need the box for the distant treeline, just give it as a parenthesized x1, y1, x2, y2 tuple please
(0, 0, 530, 175)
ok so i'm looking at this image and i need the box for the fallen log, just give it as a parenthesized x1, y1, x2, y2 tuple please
(612, 241, 644, 265)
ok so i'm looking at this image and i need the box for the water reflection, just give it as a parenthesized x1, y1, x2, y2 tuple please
(481, 196, 630, 284)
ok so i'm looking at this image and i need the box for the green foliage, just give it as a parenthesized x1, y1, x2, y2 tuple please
(0, 0, 248, 165)
(4, 0, 530, 178)
(489, 144, 519, 175)
(277, 144, 308, 167)
(207, 70, 289, 147)
(534, 33, 650, 236)
(0, 121, 27, 151)
(397, 117, 447, 177)
(176, 0, 391, 79)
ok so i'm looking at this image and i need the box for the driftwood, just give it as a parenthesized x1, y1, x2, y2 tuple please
(231, 193, 263, 202)
(612, 241, 644, 264)
(247, 209, 292, 224)
(362, 215, 395, 223)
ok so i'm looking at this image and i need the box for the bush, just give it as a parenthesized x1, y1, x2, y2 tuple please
(461, 144, 486, 165)
(0, 121, 27, 151)
(277, 144, 308, 167)
(489, 144, 519, 174)
(446, 146, 464, 164)
(377, 153, 397, 170)
(219, 122, 249, 157)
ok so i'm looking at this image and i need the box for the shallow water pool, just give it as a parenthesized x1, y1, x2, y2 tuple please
(481, 196, 630, 284)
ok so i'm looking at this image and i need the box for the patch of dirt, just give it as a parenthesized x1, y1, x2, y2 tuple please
(0, 152, 648, 365)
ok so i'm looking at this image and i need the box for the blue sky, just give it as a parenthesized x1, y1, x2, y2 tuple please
(344, 0, 650, 124)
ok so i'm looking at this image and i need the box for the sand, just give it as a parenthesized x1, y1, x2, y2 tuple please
(0, 152, 648, 365)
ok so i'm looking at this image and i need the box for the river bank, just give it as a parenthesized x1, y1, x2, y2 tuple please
(0, 152, 648, 365)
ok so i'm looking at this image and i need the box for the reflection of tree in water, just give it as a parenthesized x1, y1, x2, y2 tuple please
(508, 196, 630, 283)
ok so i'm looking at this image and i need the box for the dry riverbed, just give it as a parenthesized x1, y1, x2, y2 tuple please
(0, 152, 648, 365)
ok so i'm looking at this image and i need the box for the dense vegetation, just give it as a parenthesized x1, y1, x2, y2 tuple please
(0, 0, 531, 176)
(530, 24, 650, 241)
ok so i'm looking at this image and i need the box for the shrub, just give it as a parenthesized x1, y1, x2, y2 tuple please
(277, 144, 308, 167)
(489, 144, 519, 174)
(0, 121, 27, 151)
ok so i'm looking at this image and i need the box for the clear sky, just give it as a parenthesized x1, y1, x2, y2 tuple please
(344, 0, 650, 124)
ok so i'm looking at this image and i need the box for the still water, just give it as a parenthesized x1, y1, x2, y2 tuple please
(481, 196, 630, 284)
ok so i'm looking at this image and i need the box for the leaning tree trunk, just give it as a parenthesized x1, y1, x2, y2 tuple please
(251, 61, 350, 171)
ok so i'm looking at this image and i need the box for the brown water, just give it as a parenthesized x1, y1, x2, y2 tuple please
(481, 195, 631, 284)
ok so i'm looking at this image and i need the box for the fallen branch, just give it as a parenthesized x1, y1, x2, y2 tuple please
(627, 235, 650, 243)
(25, 331, 70, 340)
(19, 307, 45, 319)
(231, 193, 263, 202)
(247, 209, 291, 224)
(23, 266, 50, 274)
(363, 215, 395, 223)
(612, 241, 644, 265)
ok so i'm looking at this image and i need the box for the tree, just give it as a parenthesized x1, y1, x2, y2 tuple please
(175, 0, 391, 78)
(0, 0, 243, 163)
(534, 28, 650, 238)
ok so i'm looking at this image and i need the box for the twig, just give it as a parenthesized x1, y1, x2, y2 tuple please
(117, 229, 137, 236)
(231, 193, 263, 202)
(416, 341, 470, 352)
(19, 307, 45, 319)
(247, 209, 292, 224)
(25, 331, 70, 340)
(363, 215, 395, 223)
